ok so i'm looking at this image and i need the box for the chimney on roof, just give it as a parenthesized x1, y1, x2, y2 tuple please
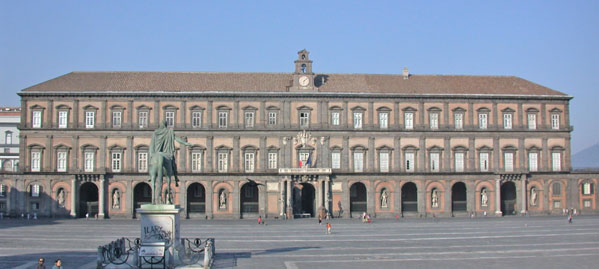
(402, 67, 409, 80)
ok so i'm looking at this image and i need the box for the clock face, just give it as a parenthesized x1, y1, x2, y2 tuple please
(299, 76, 310, 87)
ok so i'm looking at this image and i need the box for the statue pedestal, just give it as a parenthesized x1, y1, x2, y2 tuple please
(137, 204, 182, 267)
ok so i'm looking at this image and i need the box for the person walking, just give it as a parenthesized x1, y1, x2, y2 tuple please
(318, 216, 322, 225)
(257, 216, 262, 225)
(326, 222, 332, 234)
(36, 257, 46, 269)
(52, 259, 62, 269)
(568, 212, 573, 224)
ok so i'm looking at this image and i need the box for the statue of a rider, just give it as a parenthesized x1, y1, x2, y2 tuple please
(149, 121, 191, 204)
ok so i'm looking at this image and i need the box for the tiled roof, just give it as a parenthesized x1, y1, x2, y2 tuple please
(21, 71, 566, 96)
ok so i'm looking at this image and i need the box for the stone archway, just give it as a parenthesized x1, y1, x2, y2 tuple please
(501, 181, 517, 215)
(401, 182, 418, 213)
(187, 183, 205, 217)
(133, 182, 152, 212)
(78, 182, 98, 218)
(240, 183, 259, 217)
(452, 182, 467, 212)
(293, 183, 315, 217)
(350, 182, 367, 214)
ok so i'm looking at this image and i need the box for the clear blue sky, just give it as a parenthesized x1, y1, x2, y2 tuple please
(1, 0, 597, 153)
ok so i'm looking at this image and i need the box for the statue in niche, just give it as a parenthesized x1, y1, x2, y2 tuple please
(481, 188, 488, 206)
(381, 189, 389, 208)
(219, 190, 227, 209)
(431, 189, 439, 208)
(57, 189, 65, 208)
(112, 189, 120, 209)
(530, 187, 538, 206)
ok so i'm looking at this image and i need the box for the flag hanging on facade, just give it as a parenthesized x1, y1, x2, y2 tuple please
(306, 154, 312, 168)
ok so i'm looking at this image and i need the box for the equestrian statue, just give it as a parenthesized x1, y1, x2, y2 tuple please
(148, 121, 191, 204)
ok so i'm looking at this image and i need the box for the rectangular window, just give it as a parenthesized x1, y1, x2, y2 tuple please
(192, 111, 202, 128)
(31, 185, 40, 197)
(58, 111, 68, 128)
(268, 112, 277, 125)
(528, 114, 536, 130)
(268, 152, 278, 169)
(430, 152, 440, 172)
(57, 152, 67, 172)
(0, 184, 5, 197)
(480, 152, 489, 172)
(582, 183, 593, 195)
(244, 112, 254, 128)
(405, 152, 415, 172)
(331, 112, 340, 126)
(353, 152, 364, 172)
(5, 133, 12, 144)
(31, 151, 41, 172)
(299, 112, 310, 128)
(331, 152, 341, 169)
(529, 152, 538, 172)
(111, 152, 122, 172)
(84, 152, 94, 172)
(504, 152, 514, 172)
(244, 152, 255, 172)
(85, 111, 95, 128)
(218, 152, 228, 172)
(553, 200, 561, 209)
(553, 183, 561, 196)
(353, 112, 362, 129)
(112, 111, 122, 128)
(138, 152, 148, 172)
(503, 114, 512, 129)
(218, 112, 228, 128)
(191, 152, 202, 172)
(454, 113, 463, 129)
(165, 111, 175, 127)
(552, 152, 561, 171)
(584, 200, 591, 208)
(379, 112, 388, 129)
(138, 111, 148, 128)
(551, 114, 560, 129)
(455, 152, 464, 172)
(430, 112, 439, 130)
(379, 152, 389, 172)
(32, 111, 42, 128)
(404, 112, 414, 130)
(479, 113, 488, 129)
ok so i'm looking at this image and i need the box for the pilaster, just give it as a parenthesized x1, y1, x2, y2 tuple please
(127, 100, 133, 129)
(99, 177, 105, 218)
(233, 136, 240, 172)
(70, 178, 77, 217)
(393, 136, 401, 172)
(126, 136, 133, 172)
(495, 177, 502, 216)
(207, 101, 213, 129)
(368, 137, 375, 172)
(206, 136, 213, 173)
(206, 180, 213, 219)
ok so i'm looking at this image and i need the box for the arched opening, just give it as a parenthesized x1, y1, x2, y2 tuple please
(133, 182, 152, 213)
(401, 182, 418, 213)
(2, 160, 12, 172)
(501, 181, 517, 215)
(350, 182, 367, 213)
(452, 182, 467, 212)
(293, 183, 315, 217)
(240, 183, 259, 217)
(187, 183, 205, 217)
(79, 182, 98, 218)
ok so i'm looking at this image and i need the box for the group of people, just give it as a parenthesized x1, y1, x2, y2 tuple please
(36, 258, 62, 269)
(361, 212, 372, 223)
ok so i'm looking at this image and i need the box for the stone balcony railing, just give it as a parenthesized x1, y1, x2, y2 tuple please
(278, 167, 332, 175)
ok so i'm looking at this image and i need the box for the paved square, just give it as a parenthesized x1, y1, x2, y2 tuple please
(1, 216, 598, 268)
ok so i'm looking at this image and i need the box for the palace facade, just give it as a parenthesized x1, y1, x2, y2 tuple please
(2, 50, 598, 219)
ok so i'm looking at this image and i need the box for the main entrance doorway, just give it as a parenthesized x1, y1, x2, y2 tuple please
(293, 183, 315, 217)
(79, 182, 98, 218)
(350, 182, 367, 214)
(401, 182, 418, 213)
(133, 183, 152, 212)
(452, 182, 467, 212)
(501, 181, 517, 215)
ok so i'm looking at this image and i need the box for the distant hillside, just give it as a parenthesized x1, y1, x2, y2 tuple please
(572, 143, 599, 169)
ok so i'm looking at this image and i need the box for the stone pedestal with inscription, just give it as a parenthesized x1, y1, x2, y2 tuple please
(138, 204, 182, 267)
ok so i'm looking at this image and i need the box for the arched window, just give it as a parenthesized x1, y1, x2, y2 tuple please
(301, 64, 306, 73)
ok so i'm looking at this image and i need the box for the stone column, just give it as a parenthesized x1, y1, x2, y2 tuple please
(260, 136, 266, 172)
(520, 178, 527, 214)
(98, 177, 105, 218)
(233, 101, 239, 129)
(206, 180, 213, 219)
(101, 100, 107, 129)
(180, 100, 186, 129)
(493, 136, 500, 172)
(342, 136, 349, 172)
(280, 180, 286, 217)
(418, 101, 424, 130)
(73, 99, 79, 128)
(444, 181, 452, 217)
(393, 137, 401, 172)
(260, 101, 266, 128)
(417, 183, 426, 217)
(207, 101, 213, 129)
(343, 101, 349, 128)
(233, 136, 240, 172)
(495, 177, 502, 216)
(47, 100, 54, 128)
(467, 181, 475, 213)
(126, 136, 133, 172)
(443, 102, 449, 129)
(153, 100, 160, 129)
(99, 136, 107, 173)
(395, 180, 402, 216)
(368, 101, 374, 129)
(540, 103, 547, 129)
(468, 102, 474, 128)
(70, 178, 77, 217)
(518, 137, 525, 171)
(45, 135, 53, 172)
(259, 184, 266, 218)
(444, 137, 451, 172)
(492, 102, 498, 129)
(468, 137, 475, 172)
(341, 180, 350, 218)
(542, 138, 549, 171)
(324, 177, 330, 214)
(418, 136, 425, 172)
(316, 180, 322, 212)
(367, 180, 375, 216)
(206, 136, 213, 173)
(286, 178, 293, 218)
(518, 102, 524, 130)
(232, 180, 240, 218)
(368, 137, 375, 172)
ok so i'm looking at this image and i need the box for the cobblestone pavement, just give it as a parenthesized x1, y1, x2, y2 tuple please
(1, 215, 598, 268)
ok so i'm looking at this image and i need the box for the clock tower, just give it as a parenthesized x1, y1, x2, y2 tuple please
(291, 49, 317, 92)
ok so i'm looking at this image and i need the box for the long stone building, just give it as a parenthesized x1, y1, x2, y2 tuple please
(2, 50, 598, 219)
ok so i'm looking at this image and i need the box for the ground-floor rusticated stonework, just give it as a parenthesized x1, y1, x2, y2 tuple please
(1, 172, 597, 219)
